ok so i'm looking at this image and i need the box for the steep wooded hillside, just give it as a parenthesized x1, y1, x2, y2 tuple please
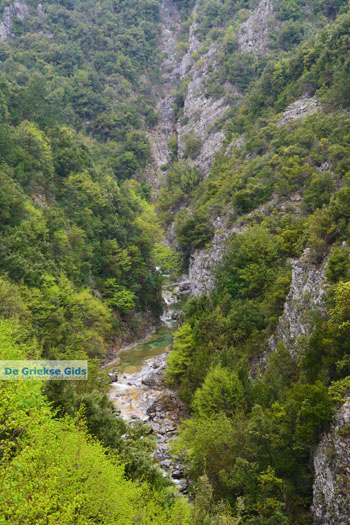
(0, 0, 191, 521)
(154, 0, 350, 523)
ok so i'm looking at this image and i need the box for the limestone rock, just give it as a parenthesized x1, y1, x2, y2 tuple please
(177, 35, 235, 174)
(108, 371, 119, 383)
(146, 0, 236, 185)
(238, 0, 274, 55)
(269, 247, 329, 359)
(312, 398, 350, 524)
(189, 216, 245, 296)
(37, 3, 45, 18)
(144, 0, 182, 188)
(278, 96, 321, 126)
(0, 0, 30, 41)
(188, 195, 301, 298)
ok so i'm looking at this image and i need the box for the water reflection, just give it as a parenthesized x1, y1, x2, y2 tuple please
(116, 326, 173, 374)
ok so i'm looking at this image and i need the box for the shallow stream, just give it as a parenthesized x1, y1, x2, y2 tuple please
(107, 322, 188, 490)
(114, 326, 173, 375)
(107, 326, 174, 421)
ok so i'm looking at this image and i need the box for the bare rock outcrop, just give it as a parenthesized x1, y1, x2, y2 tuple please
(177, 36, 233, 174)
(278, 96, 321, 126)
(0, 0, 29, 41)
(144, 0, 182, 189)
(36, 3, 45, 18)
(238, 0, 274, 55)
(312, 397, 350, 524)
(176, 5, 242, 174)
(188, 194, 302, 298)
(146, 0, 235, 185)
(189, 217, 245, 296)
(268, 248, 329, 359)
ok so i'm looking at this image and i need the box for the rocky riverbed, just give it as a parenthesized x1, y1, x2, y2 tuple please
(107, 325, 189, 493)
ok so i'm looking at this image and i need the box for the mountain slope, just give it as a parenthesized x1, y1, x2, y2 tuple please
(155, 1, 350, 523)
(0, 0, 191, 521)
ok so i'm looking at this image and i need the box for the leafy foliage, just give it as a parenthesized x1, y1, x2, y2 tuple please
(0, 0, 173, 513)
(164, 6, 350, 524)
(0, 323, 190, 524)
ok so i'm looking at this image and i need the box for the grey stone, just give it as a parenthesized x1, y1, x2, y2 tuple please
(269, 247, 329, 359)
(238, 0, 275, 55)
(108, 371, 119, 382)
(142, 373, 162, 387)
(37, 3, 45, 18)
(312, 398, 350, 524)
(0, 1, 30, 41)
(278, 96, 321, 126)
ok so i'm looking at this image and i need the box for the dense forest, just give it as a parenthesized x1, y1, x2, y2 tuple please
(165, 1, 350, 523)
(0, 0, 190, 521)
(0, 0, 350, 522)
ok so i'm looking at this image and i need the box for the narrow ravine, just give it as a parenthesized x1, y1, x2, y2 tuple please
(105, 0, 192, 493)
(106, 280, 190, 493)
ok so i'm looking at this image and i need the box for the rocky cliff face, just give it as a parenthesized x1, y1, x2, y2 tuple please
(188, 191, 302, 297)
(189, 216, 245, 296)
(238, 0, 275, 55)
(176, 16, 234, 174)
(277, 96, 321, 126)
(312, 397, 350, 524)
(0, 0, 30, 41)
(145, 0, 182, 189)
(268, 247, 329, 359)
(146, 0, 235, 186)
(187, 94, 325, 309)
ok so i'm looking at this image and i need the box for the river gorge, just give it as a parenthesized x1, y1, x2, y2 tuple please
(105, 281, 190, 493)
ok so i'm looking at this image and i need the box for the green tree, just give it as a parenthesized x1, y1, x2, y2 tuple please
(192, 365, 245, 418)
